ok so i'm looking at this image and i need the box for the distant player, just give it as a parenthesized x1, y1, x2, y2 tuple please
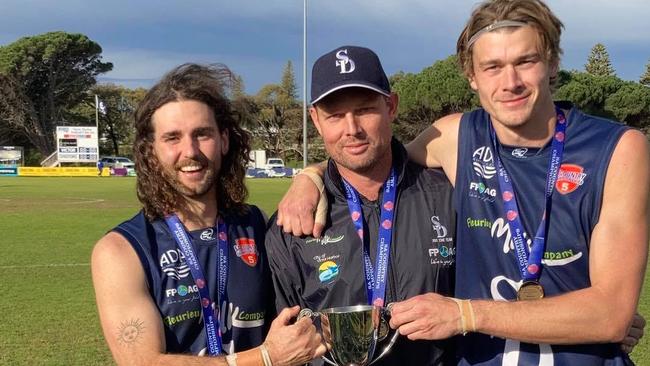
(96, 159, 104, 176)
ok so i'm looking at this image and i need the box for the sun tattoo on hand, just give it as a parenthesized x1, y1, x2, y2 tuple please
(117, 319, 145, 346)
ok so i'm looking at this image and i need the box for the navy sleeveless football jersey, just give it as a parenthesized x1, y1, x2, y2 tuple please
(113, 205, 272, 355)
(454, 102, 631, 365)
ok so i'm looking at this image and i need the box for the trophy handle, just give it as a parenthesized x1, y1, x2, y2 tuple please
(321, 356, 338, 366)
(369, 328, 399, 365)
(368, 303, 399, 365)
(298, 308, 339, 366)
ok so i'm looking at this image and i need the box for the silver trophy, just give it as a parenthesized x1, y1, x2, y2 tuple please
(299, 304, 399, 366)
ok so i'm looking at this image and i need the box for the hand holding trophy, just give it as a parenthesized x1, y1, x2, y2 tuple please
(298, 304, 399, 366)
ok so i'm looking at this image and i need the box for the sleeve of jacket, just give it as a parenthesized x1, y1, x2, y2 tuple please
(265, 212, 303, 312)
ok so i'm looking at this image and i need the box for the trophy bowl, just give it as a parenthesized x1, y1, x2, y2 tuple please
(299, 304, 398, 366)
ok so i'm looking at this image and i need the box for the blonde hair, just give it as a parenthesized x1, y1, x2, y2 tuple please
(457, 0, 564, 81)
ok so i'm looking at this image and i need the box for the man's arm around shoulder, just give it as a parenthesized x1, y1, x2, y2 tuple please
(406, 113, 461, 186)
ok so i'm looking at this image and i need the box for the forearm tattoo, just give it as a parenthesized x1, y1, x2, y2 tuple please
(117, 319, 145, 346)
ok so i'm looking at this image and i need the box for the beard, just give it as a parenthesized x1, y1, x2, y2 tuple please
(161, 155, 218, 199)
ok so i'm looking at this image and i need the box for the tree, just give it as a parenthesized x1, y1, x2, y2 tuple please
(231, 74, 246, 100)
(0, 31, 113, 157)
(605, 82, 650, 132)
(555, 70, 650, 134)
(391, 55, 478, 141)
(242, 60, 321, 164)
(279, 60, 298, 106)
(0, 73, 37, 148)
(641, 60, 650, 86)
(585, 43, 615, 77)
(66, 84, 146, 156)
(252, 84, 302, 159)
(555, 71, 624, 118)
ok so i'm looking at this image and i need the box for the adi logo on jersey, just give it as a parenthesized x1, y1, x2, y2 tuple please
(234, 237, 258, 267)
(555, 164, 587, 195)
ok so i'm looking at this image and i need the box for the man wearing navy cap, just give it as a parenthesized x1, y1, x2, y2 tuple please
(274, 0, 648, 364)
(265, 45, 456, 365)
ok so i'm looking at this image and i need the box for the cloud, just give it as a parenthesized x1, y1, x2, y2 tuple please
(1, 0, 647, 91)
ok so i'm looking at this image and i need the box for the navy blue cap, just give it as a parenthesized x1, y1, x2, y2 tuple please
(311, 45, 390, 104)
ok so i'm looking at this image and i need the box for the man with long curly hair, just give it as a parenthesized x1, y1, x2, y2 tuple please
(91, 63, 325, 366)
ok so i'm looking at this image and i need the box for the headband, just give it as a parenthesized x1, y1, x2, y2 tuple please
(467, 20, 527, 48)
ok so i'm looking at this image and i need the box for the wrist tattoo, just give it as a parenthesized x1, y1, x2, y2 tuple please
(117, 319, 145, 346)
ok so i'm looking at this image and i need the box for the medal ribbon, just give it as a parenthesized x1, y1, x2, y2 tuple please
(342, 167, 397, 306)
(165, 214, 229, 356)
(489, 107, 567, 282)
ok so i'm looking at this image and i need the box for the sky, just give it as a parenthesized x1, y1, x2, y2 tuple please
(1, 0, 648, 97)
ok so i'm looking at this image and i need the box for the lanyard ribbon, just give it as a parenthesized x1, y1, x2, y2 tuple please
(489, 107, 567, 282)
(342, 167, 397, 307)
(165, 214, 229, 356)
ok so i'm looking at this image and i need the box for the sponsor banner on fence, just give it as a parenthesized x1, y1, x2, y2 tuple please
(0, 166, 18, 176)
(19, 167, 110, 177)
(245, 167, 295, 178)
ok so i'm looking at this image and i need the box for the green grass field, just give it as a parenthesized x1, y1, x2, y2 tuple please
(0, 176, 648, 365)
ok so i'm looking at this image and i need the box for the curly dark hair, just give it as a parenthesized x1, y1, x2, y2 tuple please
(133, 63, 251, 220)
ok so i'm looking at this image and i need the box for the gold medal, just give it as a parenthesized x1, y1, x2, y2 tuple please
(517, 281, 544, 301)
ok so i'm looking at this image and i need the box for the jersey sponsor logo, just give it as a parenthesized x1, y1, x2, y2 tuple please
(164, 309, 201, 327)
(430, 215, 448, 238)
(194, 301, 268, 354)
(224, 303, 266, 329)
(160, 249, 190, 279)
(469, 181, 497, 202)
(491, 217, 531, 254)
(199, 228, 214, 241)
(543, 249, 582, 266)
(511, 148, 528, 158)
(491, 218, 583, 265)
(335, 49, 356, 74)
(318, 260, 339, 283)
(555, 164, 587, 195)
(428, 245, 455, 266)
(197, 301, 267, 343)
(165, 284, 199, 298)
(313, 253, 341, 264)
(305, 234, 345, 246)
(472, 146, 496, 179)
(234, 237, 258, 267)
(466, 217, 492, 229)
(429, 215, 454, 264)
(236, 311, 264, 320)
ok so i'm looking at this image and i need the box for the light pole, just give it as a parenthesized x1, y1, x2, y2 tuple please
(302, 0, 308, 168)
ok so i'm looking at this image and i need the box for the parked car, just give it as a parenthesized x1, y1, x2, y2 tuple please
(99, 156, 135, 169)
(265, 158, 285, 169)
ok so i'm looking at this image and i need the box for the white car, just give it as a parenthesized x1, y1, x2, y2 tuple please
(265, 158, 285, 169)
(99, 156, 135, 169)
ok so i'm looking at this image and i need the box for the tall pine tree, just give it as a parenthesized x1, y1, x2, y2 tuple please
(641, 59, 650, 86)
(585, 43, 615, 77)
(279, 60, 298, 106)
